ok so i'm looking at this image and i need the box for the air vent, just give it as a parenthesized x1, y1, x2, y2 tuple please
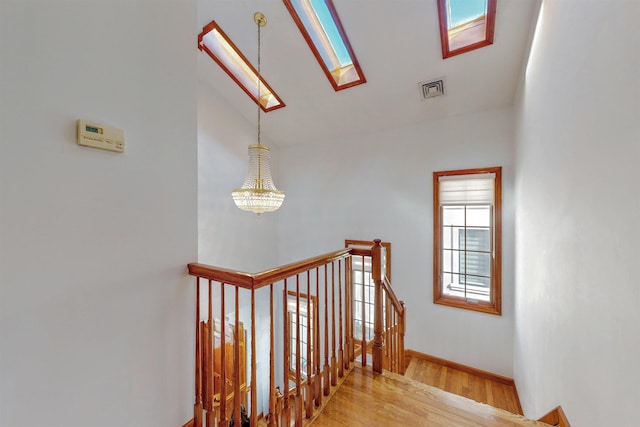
(420, 78, 445, 100)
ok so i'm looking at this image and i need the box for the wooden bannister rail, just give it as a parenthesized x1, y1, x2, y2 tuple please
(188, 241, 405, 427)
(382, 276, 406, 374)
(188, 248, 352, 289)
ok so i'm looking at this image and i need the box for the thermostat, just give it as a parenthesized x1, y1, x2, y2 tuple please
(77, 120, 125, 153)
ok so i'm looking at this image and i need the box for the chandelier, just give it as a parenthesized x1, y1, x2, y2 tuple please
(232, 12, 285, 215)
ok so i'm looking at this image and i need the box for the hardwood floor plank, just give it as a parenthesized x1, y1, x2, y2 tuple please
(311, 366, 550, 427)
(403, 357, 523, 415)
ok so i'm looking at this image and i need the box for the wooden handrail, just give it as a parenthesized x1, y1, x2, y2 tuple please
(188, 248, 352, 289)
(382, 276, 404, 317)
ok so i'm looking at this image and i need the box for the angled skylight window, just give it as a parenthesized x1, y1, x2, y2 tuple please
(284, 0, 366, 91)
(198, 21, 285, 112)
(437, 0, 497, 58)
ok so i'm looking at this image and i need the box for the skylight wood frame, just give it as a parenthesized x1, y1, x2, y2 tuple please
(197, 20, 285, 112)
(283, 0, 366, 91)
(437, 0, 497, 59)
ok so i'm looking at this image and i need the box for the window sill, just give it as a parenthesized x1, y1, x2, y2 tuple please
(434, 295, 501, 316)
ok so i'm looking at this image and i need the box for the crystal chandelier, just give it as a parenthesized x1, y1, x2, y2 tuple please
(232, 12, 285, 215)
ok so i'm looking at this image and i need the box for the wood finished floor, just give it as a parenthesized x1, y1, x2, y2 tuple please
(404, 357, 523, 415)
(310, 365, 550, 427)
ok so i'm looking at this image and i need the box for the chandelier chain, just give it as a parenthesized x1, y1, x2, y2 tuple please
(257, 17, 261, 146)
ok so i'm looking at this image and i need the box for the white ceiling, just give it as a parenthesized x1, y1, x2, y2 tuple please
(197, 0, 539, 147)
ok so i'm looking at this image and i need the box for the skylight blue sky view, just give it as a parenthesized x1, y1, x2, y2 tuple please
(292, 0, 352, 68)
(448, 0, 487, 27)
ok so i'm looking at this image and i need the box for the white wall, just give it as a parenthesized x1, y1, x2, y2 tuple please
(0, 1, 198, 426)
(197, 78, 279, 272)
(513, 1, 640, 425)
(277, 108, 516, 376)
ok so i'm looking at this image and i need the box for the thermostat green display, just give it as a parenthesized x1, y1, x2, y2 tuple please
(85, 125, 103, 134)
(77, 119, 125, 153)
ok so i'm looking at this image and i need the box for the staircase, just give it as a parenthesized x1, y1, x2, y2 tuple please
(187, 239, 405, 427)
(404, 354, 523, 414)
(311, 364, 552, 426)
(186, 240, 566, 427)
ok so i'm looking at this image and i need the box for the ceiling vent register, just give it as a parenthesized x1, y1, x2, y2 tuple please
(420, 79, 445, 99)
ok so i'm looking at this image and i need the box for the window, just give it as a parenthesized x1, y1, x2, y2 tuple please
(352, 255, 375, 342)
(433, 167, 502, 315)
(283, 0, 366, 91)
(437, 0, 497, 59)
(287, 292, 315, 379)
(345, 240, 391, 349)
(197, 20, 285, 112)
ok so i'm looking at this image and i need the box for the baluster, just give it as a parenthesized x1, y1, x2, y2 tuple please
(400, 301, 406, 373)
(330, 262, 337, 386)
(268, 284, 276, 427)
(391, 295, 396, 371)
(372, 239, 384, 374)
(392, 301, 397, 372)
(346, 256, 354, 366)
(250, 288, 257, 427)
(392, 300, 397, 372)
(314, 268, 322, 407)
(395, 306, 400, 372)
(195, 278, 202, 427)
(295, 275, 302, 427)
(338, 260, 344, 378)
(233, 287, 241, 427)
(361, 255, 366, 367)
(305, 270, 313, 419)
(282, 279, 291, 426)
(323, 265, 330, 396)
(385, 292, 391, 372)
(205, 281, 214, 427)
(220, 283, 227, 427)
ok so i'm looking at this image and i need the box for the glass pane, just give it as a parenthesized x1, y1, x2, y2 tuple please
(442, 250, 460, 273)
(286, 0, 365, 89)
(462, 227, 491, 252)
(354, 270, 362, 283)
(443, 225, 452, 248)
(466, 205, 491, 227)
(443, 206, 465, 226)
(443, 273, 464, 298)
(462, 251, 491, 278)
(447, 0, 489, 51)
(448, 0, 488, 27)
(466, 275, 490, 288)
(442, 272, 452, 288)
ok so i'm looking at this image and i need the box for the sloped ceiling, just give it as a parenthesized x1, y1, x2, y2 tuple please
(197, 0, 539, 147)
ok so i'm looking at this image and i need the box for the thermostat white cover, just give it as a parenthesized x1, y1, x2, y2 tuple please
(77, 120, 124, 153)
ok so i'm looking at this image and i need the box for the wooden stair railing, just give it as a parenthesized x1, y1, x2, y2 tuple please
(187, 239, 406, 427)
(347, 239, 406, 375)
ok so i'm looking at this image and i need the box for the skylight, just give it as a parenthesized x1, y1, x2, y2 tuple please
(283, 0, 366, 91)
(437, 0, 497, 58)
(198, 21, 285, 112)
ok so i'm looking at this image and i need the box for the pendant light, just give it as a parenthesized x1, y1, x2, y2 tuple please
(232, 12, 285, 215)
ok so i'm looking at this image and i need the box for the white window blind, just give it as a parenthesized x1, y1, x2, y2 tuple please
(439, 173, 495, 205)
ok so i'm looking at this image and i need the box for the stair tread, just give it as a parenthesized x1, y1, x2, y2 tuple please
(311, 366, 552, 426)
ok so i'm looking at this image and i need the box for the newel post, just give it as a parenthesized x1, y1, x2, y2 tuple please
(371, 239, 384, 373)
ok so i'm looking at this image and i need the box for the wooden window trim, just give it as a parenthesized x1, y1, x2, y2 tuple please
(433, 167, 502, 315)
(283, 0, 366, 91)
(437, 0, 497, 59)
(197, 20, 285, 112)
(286, 291, 317, 380)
